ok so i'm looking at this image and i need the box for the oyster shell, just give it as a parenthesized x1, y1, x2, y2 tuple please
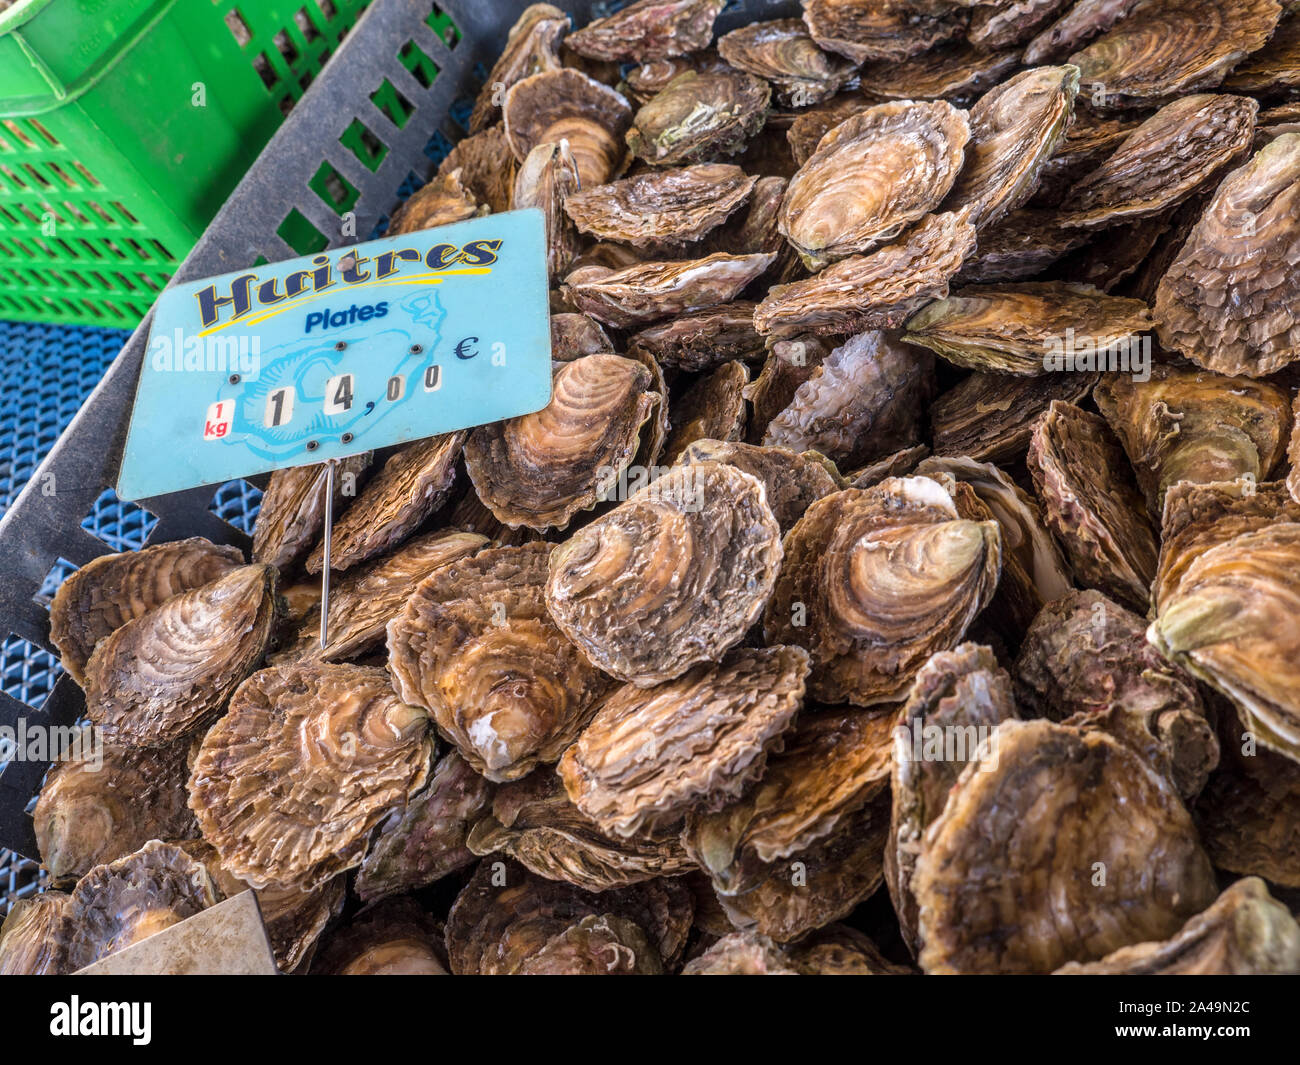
(756, 211, 977, 337)
(1095, 363, 1291, 515)
(517, 913, 664, 974)
(64, 840, 219, 972)
(676, 438, 840, 531)
(50, 537, 243, 685)
(763, 477, 1002, 706)
(251, 454, 371, 571)
(942, 65, 1079, 230)
(744, 335, 832, 441)
(1061, 95, 1258, 230)
(626, 70, 772, 166)
(469, 4, 568, 134)
(1027, 400, 1158, 612)
(1068, 0, 1283, 107)
(717, 19, 858, 105)
(1056, 878, 1300, 975)
(0, 893, 71, 975)
(436, 124, 517, 215)
(83, 564, 278, 748)
(1149, 522, 1300, 764)
(778, 100, 970, 269)
(967, 0, 1071, 49)
(1023, 0, 1142, 64)
(681, 930, 803, 975)
(785, 93, 872, 166)
(1015, 589, 1218, 798)
(313, 898, 447, 975)
(844, 444, 929, 487)
(467, 769, 694, 890)
(545, 462, 783, 686)
(35, 729, 196, 881)
(1154, 134, 1300, 378)
(624, 52, 735, 103)
(387, 169, 479, 235)
(387, 542, 611, 782)
(1030, 108, 1141, 206)
(512, 140, 581, 277)
(304, 431, 467, 573)
(662, 360, 750, 462)
(1291, 408, 1300, 505)
(803, 0, 968, 64)
(763, 329, 933, 469)
(628, 300, 766, 372)
(903, 281, 1152, 375)
(856, 41, 1022, 102)
(564, 163, 757, 250)
(912, 718, 1218, 973)
(887, 644, 1019, 956)
(954, 208, 1091, 284)
(706, 174, 790, 261)
(465, 354, 659, 530)
(563, 251, 776, 328)
(188, 661, 432, 890)
(565, 0, 726, 62)
(557, 645, 809, 838)
(283, 530, 488, 662)
(930, 367, 1099, 464)
(503, 69, 633, 187)
(1224, 10, 1300, 93)
(550, 312, 613, 362)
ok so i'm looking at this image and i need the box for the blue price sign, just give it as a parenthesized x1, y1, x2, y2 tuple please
(117, 209, 553, 501)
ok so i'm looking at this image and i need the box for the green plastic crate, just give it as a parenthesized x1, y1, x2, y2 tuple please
(0, 0, 371, 328)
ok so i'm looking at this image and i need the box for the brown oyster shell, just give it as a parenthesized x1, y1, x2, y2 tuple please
(283, 530, 488, 662)
(931, 367, 1099, 464)
(550, 312, 613, 362)
(684, 706, 893, 896)
(1225, 10, 1300, 92)
(1015, 589, 1218, 798)
(662, 360, 750, 462)
(628, 300, 765, 372)
(1061, 95, 1258, 230)
(467, 769, 694, 890)
(903, 281, 1153, 375)
(83, 564, 277, 748)
(35, 728, 196, 882)
(785, 93, 872, 166)
(1027, 401, 1158, 612)
(912, 718, 1218, 973)
(681, 930, 803, 974)
(387, 542, 611, 782)
(955, 208, 1091, 284)
(888, 644, 1020, 956)
(64, 840, 219, 972)
(803, 0, 968, 64)
(744, 334, 832, 441)
(387, 169, 479, 235)
(1024, 0, 1142, 64)
(252, 454, 371, 571)
(1056, 878, 1300, 975)
(188, 661, 432, 890)
(1149, 522, 1300, 764)
(624, 52, 734, 103)
(465, 354, 659, 530)
(512, 140, 581, 278)
(566, 0, 726, 62)
(1154, 479, 1300, 613)
(503, 69, 633, 187)
(1155, 134, 1300, 378)
(564, 163, 757, 250)
(445, 860, 692, 973)
(517, 913, 664, 974)
(676, 438, 839, 531)
(757, 211, 977, 337)
(844, 444, 929, 488)
(626, 70, 772, 166)
(717, 19, 858, 106)
(50, 537, 243, 686)
(0, 893, 72, 975)
(943, 65, 1080, 230)
(304, 431, 467, 573)
(558, 645, 808, 838)
(1054, 208, 1173, 291)
(763, 330, 933, 469)
(313, 897, 447, 975)
(177, 837, 344, 973)
(545, 462, 783, 686)
(356, 750, 495, 902)
(1095, 363, 1291, 515)
(436, 124, 517, 215)
(563, 251, 776, 328)
(857, 41, 1022, 102)
(778, 100, 970, 269)
(763, 477, 1002, 706)
(1291, 407, 1300, 506)
(968, 0, 1071, 49)
(469, 4, 568, 134)
(1069, 0, 1283, 107)
(1030, 108, 1141, 206)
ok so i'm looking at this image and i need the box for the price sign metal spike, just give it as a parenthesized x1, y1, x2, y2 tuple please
(320, 459, 337, 650)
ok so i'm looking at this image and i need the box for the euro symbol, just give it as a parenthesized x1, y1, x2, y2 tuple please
(454, 336, 479, 360)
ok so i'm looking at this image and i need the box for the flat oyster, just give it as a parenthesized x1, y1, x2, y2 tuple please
(313, 898, 447, 975)
(718, 19, 858, 105)
(662, 360, 750, 463)
(502, 69, 633, 187)
(628, 300, 766, 372)
(803, 0, 968, 64)
(565, 0, 726, 62)
(469, 4, 568, 134)
(252, 454, 371, 571)
(676, 438, 840, 531)
(511, 140, 581, 277)
(436, 124, 516, 215)
(386, 169, 479, 235)
(0, 894, 72, 975)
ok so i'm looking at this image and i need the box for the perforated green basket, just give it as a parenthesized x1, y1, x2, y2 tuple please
(0, 0, 373, 328)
